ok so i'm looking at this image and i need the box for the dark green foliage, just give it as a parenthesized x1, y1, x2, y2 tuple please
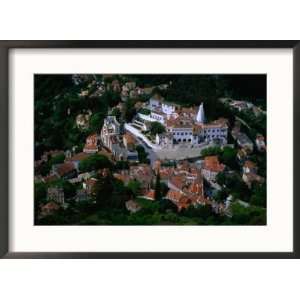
(201, 146, 239, 171)
(154, 173, 162, 201)
(201, 146, 222, 157)
(220, 147, 238, 170)
(115, 160, 129, 170)
(250, 183, 266, 207)
(124, 98, 136, 122)
(34, 182, 47, 202)
(127, 179, 141, 196)
(48, 178, 77, 199)
(230, 202, 266, 225)
(102, 90, 120, 108)
(39, 161, 52, 176)
(158, 198, 177, 213)
(182, 205, 212, 219)
(136, 145, 150, 164)
(93, 174, 129, 211)
(79, 154, 112, 173)
(111, 107, 122, 121)
(89, 112, 106, 133)
(49, 153, 65, 165)
(217, 172, 250, 202)
(150, 122, 166, 135)
(216, 172, 226, 186)
(62, 181, 77, 199)
(34, 75, 109, 158)
(139, 108, 151, 115)
(214, 189, 228, 203)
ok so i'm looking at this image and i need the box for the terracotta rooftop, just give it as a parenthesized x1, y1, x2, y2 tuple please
(67, 152, 91, 162)
(56, 162, 75, 177)
(159, 167, 174, 180)
(43, 174, 59, 184)
(143, 189, 155, 200)
(203, 118, 228, 128)
(203, 156, 225, 173)
(87, 133, 98, 140)
(41, 201, 60, 211)
(84, 144, 98, 151)
(188, 181, 203, 195)
(169, 175, 186, 190)
(244, 160, 257, 170)
(166, 190, 184, 203)
(123, 132, 136, 144)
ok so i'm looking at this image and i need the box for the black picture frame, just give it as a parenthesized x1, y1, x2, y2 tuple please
(0, 40, 299, 259)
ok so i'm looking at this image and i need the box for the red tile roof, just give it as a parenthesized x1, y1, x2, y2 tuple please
(143, 189, 155, 200)
(244, 160, 257, 169)
(123, 132, 136, 144)
(67, 152, 90, 162)
(56, 162, 75, 176)
(166, 190, 183, 203)
(203, 156, 225, 173)
(43, 174, 59, 184)
(169, 175, 185, 190)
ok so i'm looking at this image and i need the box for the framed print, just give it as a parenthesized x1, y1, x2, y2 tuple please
(0, 40, 299, 258)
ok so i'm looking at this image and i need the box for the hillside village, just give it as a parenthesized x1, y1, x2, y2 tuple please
(34, 75, 266, 225)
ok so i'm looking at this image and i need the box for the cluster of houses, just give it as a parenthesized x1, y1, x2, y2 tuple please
(113, 156, 228, 214)
(220, 98, 266, 117)
(35, 145, 107, 217)
(242, 160, 265, 188)
(231, 121, 266, 154)
(129, 97, 229, 149)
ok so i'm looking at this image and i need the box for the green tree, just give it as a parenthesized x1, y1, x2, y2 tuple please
(250, 183, 266, 207)
(220, 147, 237, 169)
(111, 107, 121, 122)
(214, 189, 228, 203)
(79, 154, 112, 173)
(154, 173, 162, 201)
(34, 182, 47, 202)
(136, 145, 149, 164)
(49, 153, 65, 165)
(216, 171, 226, 186)
(150, 122, 166, 135)
(115, 161, 129, 170)
(62, 181, 77, 199)
(124, 99, 136, 122)
(127, 179, 141, 196)
(93, 173, 114, 208)
(201, 146, 222, 157)
(89, 112, 106, 133)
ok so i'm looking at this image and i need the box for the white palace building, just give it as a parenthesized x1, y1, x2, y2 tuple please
(133, 97, 228, 148)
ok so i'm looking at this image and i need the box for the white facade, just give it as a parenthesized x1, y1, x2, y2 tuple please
(202, 168, 218, 181)
(132, 101, 228, 149)
(203, 126, 227, 143)
(149, 98, 161, 109)
(196, 103, 205, 123)
(150, 111, 165, 124)
(169, 127, 195, 143)
(162, 102, 176, 115)
(100, 116, 120, 150)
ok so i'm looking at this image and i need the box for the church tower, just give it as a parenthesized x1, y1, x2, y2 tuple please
(196, 102, 205, 123)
